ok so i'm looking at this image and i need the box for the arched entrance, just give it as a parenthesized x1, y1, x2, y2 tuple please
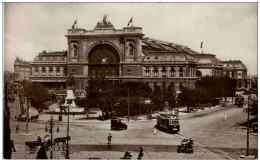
(88, 44, 120, 78)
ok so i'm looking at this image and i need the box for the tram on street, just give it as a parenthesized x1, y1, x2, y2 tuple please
(156, 113, 180, 133)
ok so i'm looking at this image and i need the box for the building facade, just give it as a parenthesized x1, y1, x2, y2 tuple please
(14, 57, 31, 83)
(222, 60, 251, 89)
(193, 54, 223, 77)
(25, 16, 251, 93)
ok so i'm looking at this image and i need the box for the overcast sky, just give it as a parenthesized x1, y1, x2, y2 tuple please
(4, 3, 258, 75)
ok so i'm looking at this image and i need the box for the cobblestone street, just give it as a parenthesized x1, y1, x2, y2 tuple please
(8, 96, 257, 159)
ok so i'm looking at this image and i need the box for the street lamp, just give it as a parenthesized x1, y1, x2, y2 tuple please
(64, 90, 75, 159)
(246, 95, 251, 156)
(45, 116, 58, 159)
(56, 94, 65, 121)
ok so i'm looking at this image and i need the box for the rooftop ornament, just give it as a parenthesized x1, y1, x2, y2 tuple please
(95, 14, 114, 29)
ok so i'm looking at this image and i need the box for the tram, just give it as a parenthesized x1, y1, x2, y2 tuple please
(156, 113, 180, 133)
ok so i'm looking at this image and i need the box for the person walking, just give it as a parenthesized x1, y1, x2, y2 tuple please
(153, 127, 157, 135)
(15, 124, 19, 133)
(37, 136, 42, 143)
(107, 133, 112, 145)
(36, 144, 48, 159)
(223, 113, 227, 121)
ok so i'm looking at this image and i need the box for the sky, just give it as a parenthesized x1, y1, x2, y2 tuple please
(3, 3, 258, 75)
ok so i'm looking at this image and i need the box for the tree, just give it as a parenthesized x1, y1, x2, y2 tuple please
(22, 81, 49, 110)
(151, 86, 164, 111)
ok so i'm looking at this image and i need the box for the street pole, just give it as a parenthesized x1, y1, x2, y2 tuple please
(127, 89, 129, 122)
(65, 104, 70, 159)
(26, 98, 29, 133)
(59, 99, 62, 121)
(50, 116, 53, 159)
(246, 95, 250, 156)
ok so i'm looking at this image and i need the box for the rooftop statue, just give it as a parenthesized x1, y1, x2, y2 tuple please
(95, 14, 114, 29)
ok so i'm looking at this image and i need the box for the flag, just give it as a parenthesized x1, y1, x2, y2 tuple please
(72, 19, 77, 29)
(128, 17, 133, 26)
(200, 42, 203, 49)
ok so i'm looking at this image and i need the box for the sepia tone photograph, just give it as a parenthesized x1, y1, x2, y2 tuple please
(3, 2, 258, 159)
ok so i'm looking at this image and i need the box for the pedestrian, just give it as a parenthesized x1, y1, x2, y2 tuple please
(10, 140, 16, 152)
(36, 144, 48, 159)
(107, 133, 112, 145)
(153, 127, 157, 135)
(37, 136, 42, 143)
(138, 146, 143, 159)
(15, 124, 19, 133)
(223, 113, 226, 121)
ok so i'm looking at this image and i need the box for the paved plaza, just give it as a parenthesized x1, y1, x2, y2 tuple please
(9, 96, 257, 159)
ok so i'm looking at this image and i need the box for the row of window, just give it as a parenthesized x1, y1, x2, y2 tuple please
(145, 81, 195, 90)
(33, 66, 66, 76)
(144, 67, 195, 77)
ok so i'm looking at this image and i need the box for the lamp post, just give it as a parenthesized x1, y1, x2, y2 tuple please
(65, 90, 75, 159)
(246, 95, 251, 156)
(127, 88, 130, 122)
(56, 94, 64, 121)
(45, 116, 57, 159)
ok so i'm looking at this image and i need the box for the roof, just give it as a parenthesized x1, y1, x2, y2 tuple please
(33, 51, 68, 62)
(142, 37, 200, 55)
(143, 51, 196, 63)
(221, 60, 247, 70)
(193, 54, 222, 66)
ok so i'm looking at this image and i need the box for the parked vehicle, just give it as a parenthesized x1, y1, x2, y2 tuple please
(177, 138, 194, 153)
(156, 114, 180, 133)
(252, 122, 258, 133)
(111, 118, 127, 130)
(235, 95, 244, 107)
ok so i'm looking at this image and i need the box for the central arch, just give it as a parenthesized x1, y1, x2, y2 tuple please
(88, 44, 120, 78)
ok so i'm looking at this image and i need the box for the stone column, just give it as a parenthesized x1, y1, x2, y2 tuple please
(60, 66, 64, 76)
(39, 67, 42, 76)
(176, 67, 179, 77)
(119, 65, 122, 76)
(46, 66, 49, 76)
(158, 66, 162, 77)
(53, 66, 56, 76)
(32, 67, 35, 76)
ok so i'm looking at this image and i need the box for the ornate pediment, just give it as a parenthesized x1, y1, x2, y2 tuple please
(94, 14, 115, 29)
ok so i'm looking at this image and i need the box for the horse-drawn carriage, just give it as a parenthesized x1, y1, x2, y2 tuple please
(177, 138, 194, 153)
(25, 141, 42, 151)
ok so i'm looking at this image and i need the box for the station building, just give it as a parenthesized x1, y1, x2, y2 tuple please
(14, 16, 250, 93)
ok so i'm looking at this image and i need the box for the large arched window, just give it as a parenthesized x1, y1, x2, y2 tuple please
(49, 67, 53, 76)
(154, 67, 159, 77)
(42, 67, 46, 76)
(162, 67, 167, 77)
(170, 67, 175, 77)
(179, 67, 184, 77)
(35, 67, 38, 76)
(145, 67, 150, 77)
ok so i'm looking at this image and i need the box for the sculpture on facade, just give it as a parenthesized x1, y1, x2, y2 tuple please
(70, 43, 78, 58)
(95, 14, 114, 29)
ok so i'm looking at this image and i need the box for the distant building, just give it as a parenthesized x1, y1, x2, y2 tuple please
(14, 57, 30, 83)
(30, 51, 67, 90)
(193, 53, 223, 77)
(222, 60, 251, 89)
(251, 75, 258, 89)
